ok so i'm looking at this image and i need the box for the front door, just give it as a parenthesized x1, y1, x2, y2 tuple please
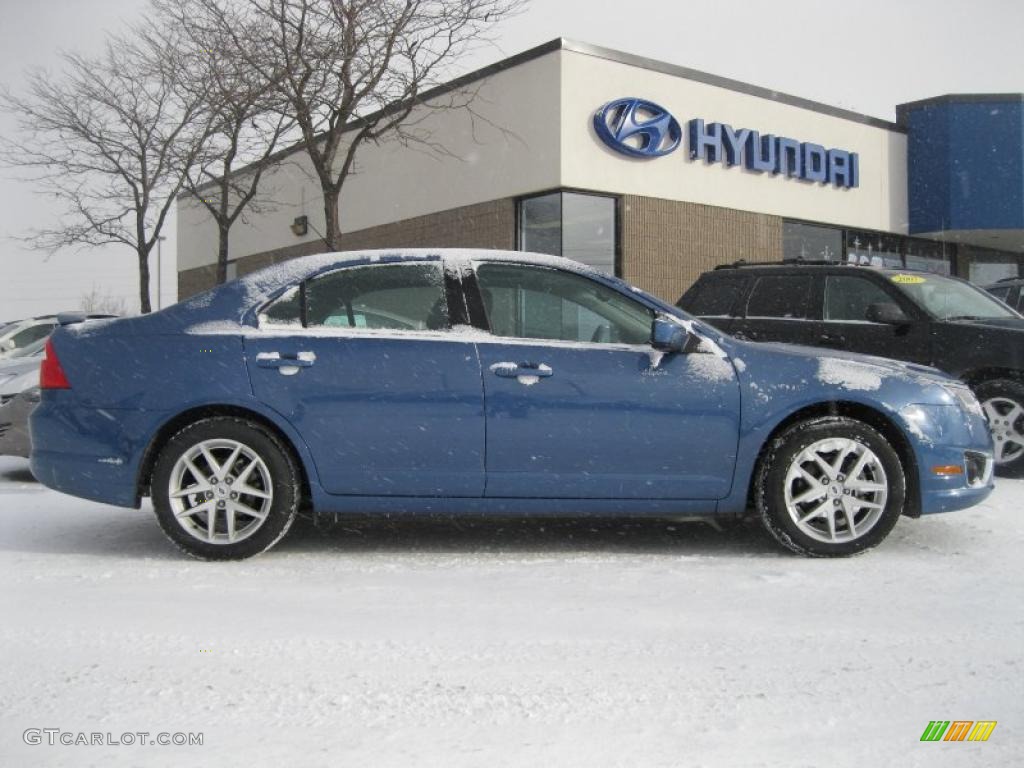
(245, 260, 485, 497)
(471, 262, 741, 500)
(814, 273, 932, 364)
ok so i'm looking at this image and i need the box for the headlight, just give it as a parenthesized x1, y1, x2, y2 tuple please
(942, 383, 983, 418)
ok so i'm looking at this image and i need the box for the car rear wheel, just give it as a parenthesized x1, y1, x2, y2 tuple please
(756, 416, 905, 557)
(152, 417, 300, 560)
(974, 379, 1024, 477)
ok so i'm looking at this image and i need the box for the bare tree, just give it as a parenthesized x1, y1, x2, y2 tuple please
(0, 27, 210, 313)
(80, 286, 130, 316)
(155, 0, 296, 285)
(196, 0, 525, 251)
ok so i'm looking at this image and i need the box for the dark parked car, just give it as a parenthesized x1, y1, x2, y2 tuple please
(985, 277, 1024, 313)
(30, 250, 993, 560)
(678, 261, 1024, 474)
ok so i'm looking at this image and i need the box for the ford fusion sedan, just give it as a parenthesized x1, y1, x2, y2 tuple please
(31, 250, 994, 560)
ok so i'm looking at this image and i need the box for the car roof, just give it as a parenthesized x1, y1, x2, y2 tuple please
(705, 261, 969, 282)
(173, 248, 622, 326)
(711, 260, 910, 274)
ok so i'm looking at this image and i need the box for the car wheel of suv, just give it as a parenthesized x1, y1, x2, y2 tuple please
(975, 379, 1024, 476)
(152, 417, 301, 560)
(755, 416, 905, 557)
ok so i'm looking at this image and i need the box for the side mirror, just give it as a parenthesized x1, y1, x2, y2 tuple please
(651, 316, 691, 353)
(865, 302, 908, 325)
(2, 338, 15, 350)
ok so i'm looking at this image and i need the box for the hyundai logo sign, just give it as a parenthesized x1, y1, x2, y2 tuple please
(593, 98, 859, 188)
(592, 98, 682, 158)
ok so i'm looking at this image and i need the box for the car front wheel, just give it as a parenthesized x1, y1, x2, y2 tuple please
(151, 417, 301, 560)
(756, 416, 905, 557)
(974, 379, 1024, 476)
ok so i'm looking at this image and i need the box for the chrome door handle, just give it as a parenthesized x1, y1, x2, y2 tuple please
(490, 362, 553, 379)
(255, 351, 316, 369)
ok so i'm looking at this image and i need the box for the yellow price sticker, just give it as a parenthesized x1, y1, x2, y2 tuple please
(891, 274, 926, 285)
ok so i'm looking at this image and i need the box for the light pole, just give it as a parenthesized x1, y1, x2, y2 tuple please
(156, 236, 166, 311)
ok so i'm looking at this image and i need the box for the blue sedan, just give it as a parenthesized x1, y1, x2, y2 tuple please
(30, 250, 994, 559)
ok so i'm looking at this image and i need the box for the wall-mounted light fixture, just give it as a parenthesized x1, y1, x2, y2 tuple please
(290, 215, 308, 237)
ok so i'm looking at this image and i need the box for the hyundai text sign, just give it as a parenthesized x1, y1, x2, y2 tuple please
(593, 97, 859, 189)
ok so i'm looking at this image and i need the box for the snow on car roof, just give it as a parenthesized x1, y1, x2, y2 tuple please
(179, 248, 603, 320)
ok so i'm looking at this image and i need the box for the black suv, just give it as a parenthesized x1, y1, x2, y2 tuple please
(985, 277, 1024, 313)
(678, 262, 1024, 474)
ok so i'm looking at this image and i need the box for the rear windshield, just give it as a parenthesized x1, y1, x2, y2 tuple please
(890, 273, 1020, 320)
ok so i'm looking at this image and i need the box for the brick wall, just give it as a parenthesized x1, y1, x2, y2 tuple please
(620, 196, 783, 303)
(178, 194, 780, 303)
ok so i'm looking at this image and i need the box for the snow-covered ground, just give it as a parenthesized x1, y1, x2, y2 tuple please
(0, 455, 1021, 767)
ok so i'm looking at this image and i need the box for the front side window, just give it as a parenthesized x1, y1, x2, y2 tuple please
(475, 263, 652, 345)
(823, 276, 896, 322)
(746, 275, 812, 319)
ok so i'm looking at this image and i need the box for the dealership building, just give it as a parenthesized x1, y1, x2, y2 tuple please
(177, 39, 1024, 303)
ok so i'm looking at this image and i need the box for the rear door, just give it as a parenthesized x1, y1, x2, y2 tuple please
(470, 261, 741, 500)
(244, 259, 485, 497)
(731, 272, 816, 346)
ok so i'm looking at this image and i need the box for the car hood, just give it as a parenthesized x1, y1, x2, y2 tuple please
(727, 338, 955, 385)
(937, 317, 1024, 331)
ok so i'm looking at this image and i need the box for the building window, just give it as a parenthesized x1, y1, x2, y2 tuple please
(783, 222, 843, 261)
(961, 245, 1022, 285)
(845, 230, 903, 268)
(904, 238, 953, 275)
(518, 191, 617, 275)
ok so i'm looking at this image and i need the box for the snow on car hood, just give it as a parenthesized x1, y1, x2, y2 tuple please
(726, 339, 954, 392)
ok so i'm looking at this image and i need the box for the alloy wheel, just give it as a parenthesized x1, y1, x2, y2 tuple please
(783, 437, 888, 544)
(981, 397, 1024, 465)
(168, 439, 274, 545)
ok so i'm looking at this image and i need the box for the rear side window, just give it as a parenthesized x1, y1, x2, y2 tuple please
(746, 275, 812, 319)
(684, 277, 746, 316)
(305, 263, 449, 331)
(824, 276, 895, 321)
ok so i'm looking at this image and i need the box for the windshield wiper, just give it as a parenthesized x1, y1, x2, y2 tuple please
(943, 315, 990, 322)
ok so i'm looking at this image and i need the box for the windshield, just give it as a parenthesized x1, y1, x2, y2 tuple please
(889, 273, 1020, 321)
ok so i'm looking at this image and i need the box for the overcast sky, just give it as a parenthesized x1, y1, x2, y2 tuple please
(1, 0, 1022, 318)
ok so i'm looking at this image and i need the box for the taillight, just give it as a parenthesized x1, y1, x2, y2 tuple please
(40, 338, 71, 390)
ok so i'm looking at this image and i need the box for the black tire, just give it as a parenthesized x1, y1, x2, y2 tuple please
(973, 378, 1024, 477)
(151, 417, 301, 560)
(755, 416, 906, 557)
